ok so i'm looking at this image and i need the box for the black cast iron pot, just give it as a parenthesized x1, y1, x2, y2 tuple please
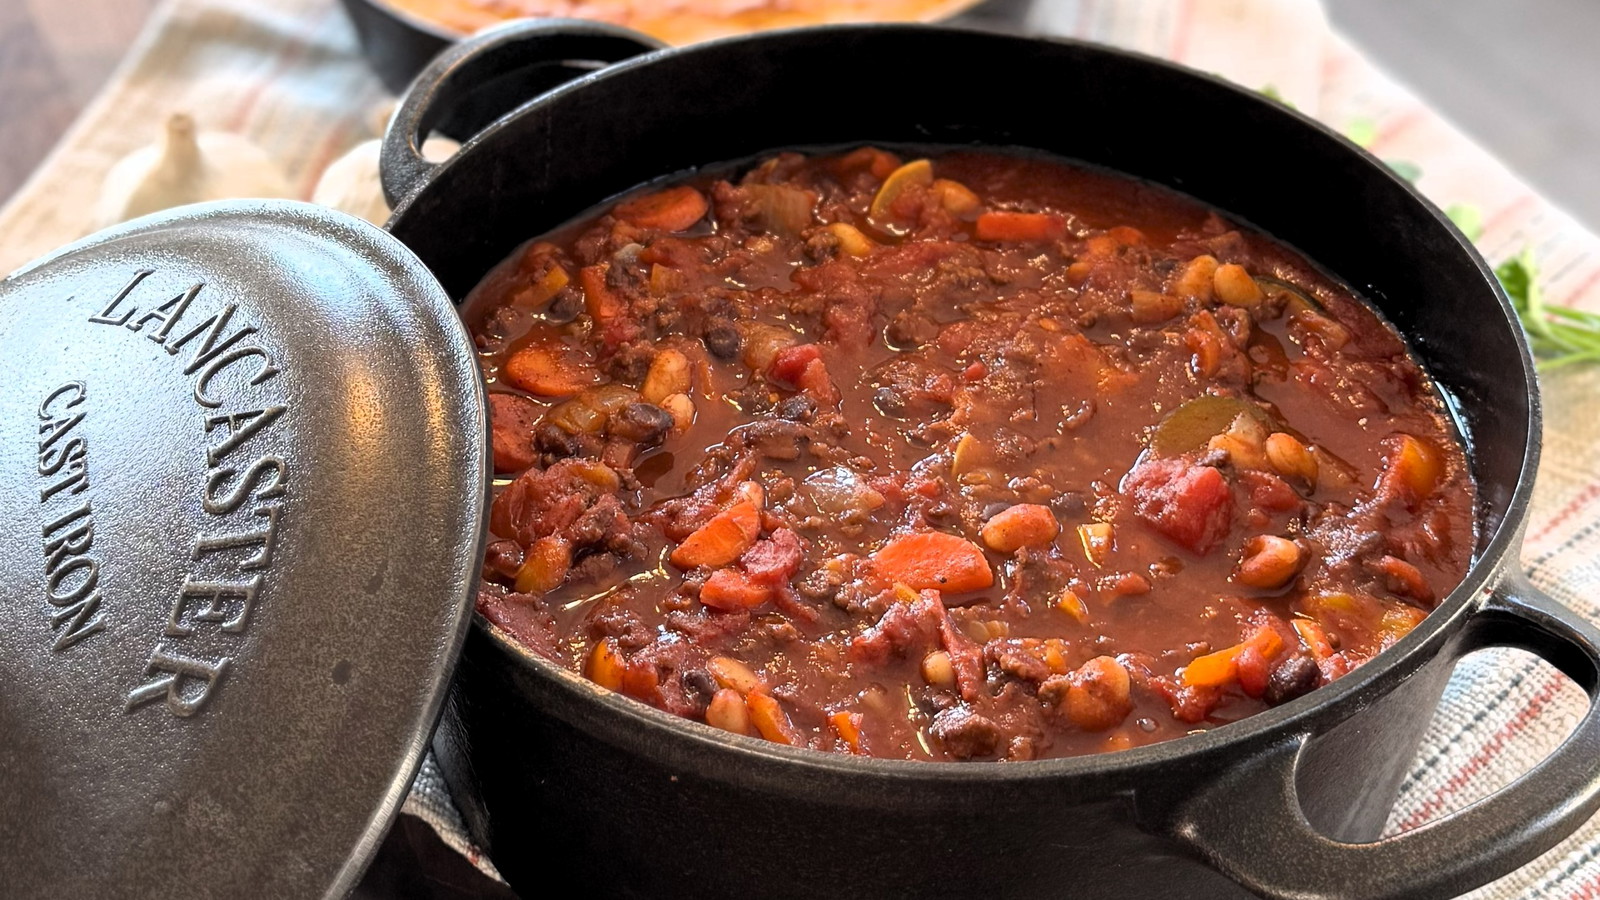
(379, 21, 1600, 900)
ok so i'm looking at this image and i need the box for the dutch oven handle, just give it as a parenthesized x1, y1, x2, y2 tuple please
(380, 19, 666, 210)
(1172, 571, 1600, 900)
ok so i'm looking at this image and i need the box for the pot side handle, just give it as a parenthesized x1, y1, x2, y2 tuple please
(380, 19, 666, 210)
(1172, 572, 1600, 900)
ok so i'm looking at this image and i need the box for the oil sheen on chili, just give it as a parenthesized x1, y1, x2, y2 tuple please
(466, 147, 1476, 762)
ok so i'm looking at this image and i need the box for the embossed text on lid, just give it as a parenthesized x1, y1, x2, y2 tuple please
(0, 201, 487, 900)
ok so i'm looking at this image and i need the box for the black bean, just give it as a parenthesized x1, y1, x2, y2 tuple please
(1264, 654, 1321, 705)
(608, 402, 675, 445)
(681, 669, 717, 713)
(704, 322, 742, 359)
(1048, 491, 1088, 518)
(980, 501, 1014, 521)
(546, 289, 583, 324)
(534, 422, 579, 458)
(775, 395, 817, 422)
(873, 386, 908, 418)
(924, 501, 959, 525)
(735, 419, 810, 460)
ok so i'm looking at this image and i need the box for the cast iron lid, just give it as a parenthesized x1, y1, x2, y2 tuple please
(0, 201, 488, 899)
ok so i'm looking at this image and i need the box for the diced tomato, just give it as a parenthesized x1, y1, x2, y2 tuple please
(1236, 643, 1270, 698)
(849, 592, 941, 665)
(937, 320, 977, 356)
(699, 568, 774, 610)
(487, 392, 541, 473)
(1155, 676, 1222, 724)
(1101, 571, 1152, 598)
(620, 659, 663, 703)
(1122, 458, 1234, 554)
(797, 358, 840, 406)
(769, 343, 823, 385)
(741, 529, 804, 585)
(823, 302, 875, 348)
(1237, 470, 1302, 513)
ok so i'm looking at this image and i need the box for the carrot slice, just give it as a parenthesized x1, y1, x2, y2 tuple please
(670, 501, 761, 569)
(747, 692, 801, 745)
(513, 536, 572, 595)
(1246, 625, 1285, 660)
(871, 532, 993, 593)
(699, 568, 774, 610)
(614, 185, 708, 232)
(1181, 646, 1240, 688)
(579, 264, 624, 324)
(1293, 619, 1334, 660)
(586, 639, 627, 691)
(502, 339, 600, 397)
(512, 265, 570, 309)
(974, 211, 1066, 243)
(829, 711, 865, 754)
(1181, 626, 1285, 688)
(1378, 434, 1443, 505)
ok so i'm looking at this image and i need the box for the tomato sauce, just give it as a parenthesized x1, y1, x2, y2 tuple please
(465, 147, 1476, 761)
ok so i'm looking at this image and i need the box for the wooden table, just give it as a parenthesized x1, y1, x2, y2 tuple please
(0, 0, 160, 203)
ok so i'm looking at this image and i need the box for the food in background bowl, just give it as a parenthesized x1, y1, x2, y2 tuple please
(464, 146, 1475, 762)
(383, 0, 984, 43)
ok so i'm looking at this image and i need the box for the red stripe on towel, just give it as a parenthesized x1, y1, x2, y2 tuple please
(228, 4, 337, 133)
(1531, 483, 1600, 544)
(1395, 672, 1567, 831)
(1367, 108, 1423, 154)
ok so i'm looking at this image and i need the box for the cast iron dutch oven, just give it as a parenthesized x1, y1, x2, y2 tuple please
(373, 19, 1600, 900)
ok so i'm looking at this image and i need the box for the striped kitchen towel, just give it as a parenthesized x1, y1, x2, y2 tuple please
(4, 0, 1600, 896)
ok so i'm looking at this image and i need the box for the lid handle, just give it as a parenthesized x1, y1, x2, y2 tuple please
(380, 19, 665, 211)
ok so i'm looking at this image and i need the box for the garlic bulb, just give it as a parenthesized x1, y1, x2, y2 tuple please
(95, 113, 293, 228)
(311, 136, 461, 227)
(312, 140, 388, 226)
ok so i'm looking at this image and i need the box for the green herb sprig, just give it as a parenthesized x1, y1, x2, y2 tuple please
(1497, 250, 1600, 369)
